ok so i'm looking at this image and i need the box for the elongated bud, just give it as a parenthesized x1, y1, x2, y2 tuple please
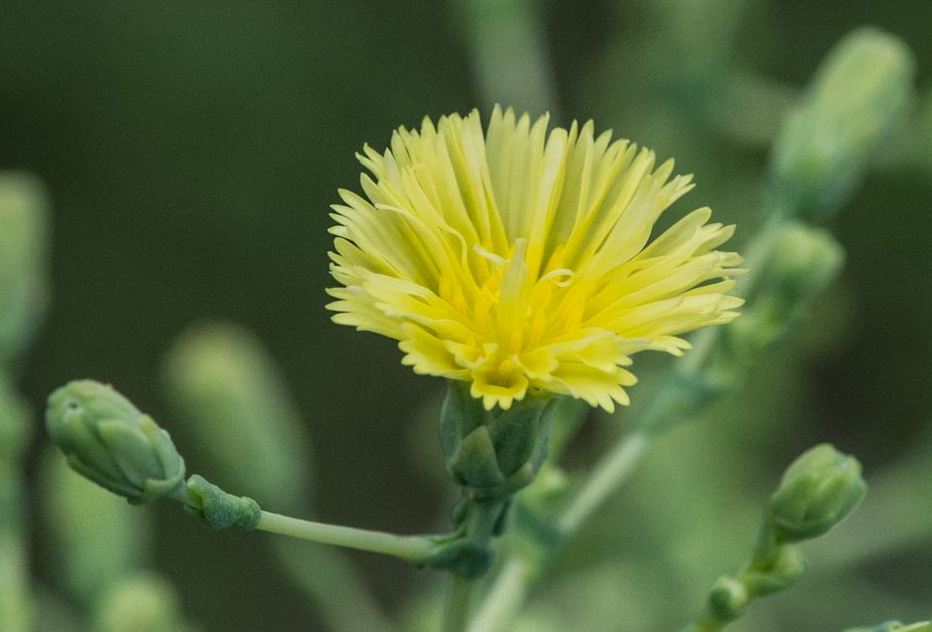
(770, 28, 914, 220)
(162, 322, 310, 510)
(765, 223, 844, 304)
(45, 380, 186, 504)
(440, 381, 553, 501)
(95, 574, 196, 632)
(40, 451, 150, 604)
(722, 223, 844, 363)
(768, 443, 866, 543)
(0, 172, 50, 370)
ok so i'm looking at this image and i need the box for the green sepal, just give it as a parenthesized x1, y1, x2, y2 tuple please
(440, 381, 554, 500)
(743, 543, 807, 596)
(447, 426, 505, 490)
(65, 454, 141, 500)
(182, 475, 262, 530)
(97, 420, 165, 489)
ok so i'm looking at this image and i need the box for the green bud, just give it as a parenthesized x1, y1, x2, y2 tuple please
(707, 576, 748, 621)
(439, 381, 554, 501)
(721, 223, 844, 361)
(45, 380, 186, 504)
(770, 28, 914, 220)
(161, 322, 311, 511)
(764, 223, 845, 305)
(0, 172, 50, 370)
(768, 443, 866, 543)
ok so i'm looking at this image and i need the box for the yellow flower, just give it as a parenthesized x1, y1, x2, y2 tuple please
(327, 107, 743, 412)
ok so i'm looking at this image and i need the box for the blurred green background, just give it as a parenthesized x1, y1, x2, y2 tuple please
(2, 0, 932, 630)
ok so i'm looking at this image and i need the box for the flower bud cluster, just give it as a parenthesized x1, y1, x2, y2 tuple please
(688, 445, 866, 632)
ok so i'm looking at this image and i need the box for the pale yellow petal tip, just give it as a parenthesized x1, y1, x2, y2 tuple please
(327, 107, 744, 411)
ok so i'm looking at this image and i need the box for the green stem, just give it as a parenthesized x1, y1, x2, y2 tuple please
(465, 557, 533, 632)
(442, 500, 505, 632)
(257, 511, 439, 565)
(558, 432, 651, 534)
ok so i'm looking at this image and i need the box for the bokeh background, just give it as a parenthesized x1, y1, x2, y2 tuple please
(2, 0, 931, 630)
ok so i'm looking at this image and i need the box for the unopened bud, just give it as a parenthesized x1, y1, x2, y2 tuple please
(770, 28, 914, 220)
(46, 380, 185, 504)
(768, 443, 866, 543)
(765, 223, 845, 304)
(95, 574, 193, 632)
(708, 577, 748, 621)
(161, 322, 310, 511)
(0, 172, 49, 369)
(440, 381, 553, 501)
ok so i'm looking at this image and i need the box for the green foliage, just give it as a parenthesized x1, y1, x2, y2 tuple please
(3, 4, 932, 632)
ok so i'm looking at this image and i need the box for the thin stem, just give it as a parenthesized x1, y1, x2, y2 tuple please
(558, 432, 651, 534)
(442, 500, 505, 632)
(466, 558, 533, 632)
(257, 511, 439, 564)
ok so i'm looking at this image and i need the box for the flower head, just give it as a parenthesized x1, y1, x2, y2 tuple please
(328, 107, 743, 411)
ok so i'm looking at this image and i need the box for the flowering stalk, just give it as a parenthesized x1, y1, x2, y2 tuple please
(465, 28, 915, 631)
(45, 380, 494, 576)
(678, 444, 866, 632)
(162, 323, 389, 632)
